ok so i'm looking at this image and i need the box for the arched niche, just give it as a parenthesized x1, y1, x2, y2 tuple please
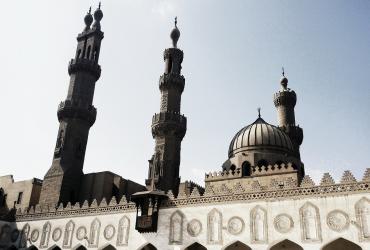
(322, 238, 362, 250)
(224, 241, 251, 250)
(270, 239, 303, 250)
(185, 242, 207, 250)
(139, 243, 157, 250)
(100, 244, 116, 250)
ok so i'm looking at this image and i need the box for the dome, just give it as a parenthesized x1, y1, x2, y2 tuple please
(228, 117, 294, 158)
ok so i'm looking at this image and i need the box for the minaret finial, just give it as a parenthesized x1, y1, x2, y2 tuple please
(170, 17, 180, 48)
(88, 7, 92, 14)
(282, 67, 285, 77)
(257, 107, 261, 118)
(84, 7, 93, 31)
(99, 2, 101, 9)
(280, 67, 288, 89)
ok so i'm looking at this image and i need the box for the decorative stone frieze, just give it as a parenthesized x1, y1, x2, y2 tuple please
(227, 216, 244, 235)
(187, 219, 202, 237)
(274, 213, 294, 233)
(326, 210, 349, 232)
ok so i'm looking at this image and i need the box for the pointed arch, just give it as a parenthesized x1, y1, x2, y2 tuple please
(62, 220, 75, 248)
(299, 201, 321, 242)
(270, 239, 303, 250)
(88, 218, 101, 248)
(100, 244, 116, 250)
(184, 242, 207, 250)
(138, 243, 157, 250)
(19, 223, 31, 248)
(250, 205, 268, 243)
(74, 245, 87, 250)
(116, 216, 130, 246)
(49, 246, 62, 250)
(355, 197, 370, 240)
(224, 241, 251, 250)
(322, 237, 362, 250)
(27, 246, 38, 250)
(40, 221, 51, 248)
(207, 208, 222, 244)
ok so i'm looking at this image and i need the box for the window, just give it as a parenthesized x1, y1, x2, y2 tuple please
(3, 194, 7, 207)
(17, 192, 23, 204)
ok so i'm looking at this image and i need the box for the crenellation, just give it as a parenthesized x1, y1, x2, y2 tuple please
(320, 173, 336, 186)
(341, 170, 357, 184)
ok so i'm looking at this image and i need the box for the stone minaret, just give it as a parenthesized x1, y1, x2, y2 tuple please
(146, 18, 187, 195)
(39, 6, 104, 207)
(273, 69, 304, 158)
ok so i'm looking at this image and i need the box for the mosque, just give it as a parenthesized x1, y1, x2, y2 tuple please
(0, 5, 369, 250)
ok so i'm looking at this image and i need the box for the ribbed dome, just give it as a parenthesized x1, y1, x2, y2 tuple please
(228, 117, 294, 157)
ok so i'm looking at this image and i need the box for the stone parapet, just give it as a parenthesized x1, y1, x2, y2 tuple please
(57, 100, 97, 126)
(68, 58, 101, 80)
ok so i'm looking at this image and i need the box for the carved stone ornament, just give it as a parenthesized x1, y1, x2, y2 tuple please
(104, 225, 116, 240)
(327, 210, 349, 232)
(40, 222, 51, 248)
(274, 214, 294, 233)
(89, 218, 101, 247)
(251, 206, 268, 243)
(19, 223, 30, 248)
(76, 226, 87, 241)
(300, 202, 322, 242)
(207, 208, 223, 244)
(355, 197, 370, 241)
(227, 216, 244, 235)
(31, 229, 40, 242)
(52, 228, 62, 242)
(11, 229, 19, 242)
(187, 219, 202, 237)
(169, 210, 184, 244)
(63, 220, 75, 248)
(117, 216, 130, 246)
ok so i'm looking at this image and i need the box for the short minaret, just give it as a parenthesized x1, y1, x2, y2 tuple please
(39, 6, 104, 207)
(273, 69, 304, 158)
(146, 18, 187, 195)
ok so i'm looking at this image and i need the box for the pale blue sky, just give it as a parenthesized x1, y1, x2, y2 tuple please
(0, 0, 369, 185)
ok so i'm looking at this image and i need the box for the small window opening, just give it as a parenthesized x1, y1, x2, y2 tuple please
(17, 192, 23, 204)
(86, 46, 91, 60)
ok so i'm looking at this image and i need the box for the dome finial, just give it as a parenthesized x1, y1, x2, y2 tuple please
(92, 2, 103, 30)
(170, 16, 180, 48)
(280, 66, 288, 90)
(257, 107, 261, 118)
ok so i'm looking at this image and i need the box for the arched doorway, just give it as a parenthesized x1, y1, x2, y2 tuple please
(185, 242, 207, 250)
(139, 243, 157, 250)
(225, 241, 251, 250)
(270, 239, 303, 250)
(322, 238, 362, 250)
(101, 245, 116, 250)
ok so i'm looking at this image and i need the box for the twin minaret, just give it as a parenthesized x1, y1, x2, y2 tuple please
(146, 19, 187, 195)
(39, 6, 104, 207)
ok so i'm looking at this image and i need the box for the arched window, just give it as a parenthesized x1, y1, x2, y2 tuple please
(322, 238, 362, 250)
(76, 49, 81, 59)
(139, 243, 157, 250)
(224, 241, 251, 250)
(242, 161, 251, 176)
(270, 239, 303, 250)
(185, 242, 207, 250)
(86, 45, 91, 60)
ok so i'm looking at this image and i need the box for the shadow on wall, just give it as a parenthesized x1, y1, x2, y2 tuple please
(0, 219, 25, 249)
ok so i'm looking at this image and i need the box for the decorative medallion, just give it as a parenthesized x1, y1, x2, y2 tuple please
(274, 214, 294, 233)
(31, 229, 39, 242)
(52, 228, 62, 242)
(187, 219, 202, 237)
(327, 210, 349, 232)
(11, 229, 19, 242)
(227, 216, 245, 235)
(76, 226, 87, 241)
(104, 225, 116, 240)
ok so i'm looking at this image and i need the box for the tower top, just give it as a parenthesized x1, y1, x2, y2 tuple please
(92, 3, 103, 30)
(83, 7, 93, 31)
(280, 67, 288, 90)
(170, 17, 180, 48)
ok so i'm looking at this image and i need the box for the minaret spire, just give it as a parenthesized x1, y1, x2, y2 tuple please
(146, 20, 187, 195)
(39, 6, 104, 207)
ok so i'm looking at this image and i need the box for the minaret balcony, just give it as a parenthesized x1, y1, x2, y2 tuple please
(151, 112, 187, 138)
(273, 90, 297, 107)
(57, 101, 97, 126)
(68, 58, 101, 80)
(159, 73, 185, 92)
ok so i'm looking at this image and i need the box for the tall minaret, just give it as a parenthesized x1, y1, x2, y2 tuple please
(146, 18, 187, 195)
(39, 5, 104, 207)
(273, 69, 304, 158)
